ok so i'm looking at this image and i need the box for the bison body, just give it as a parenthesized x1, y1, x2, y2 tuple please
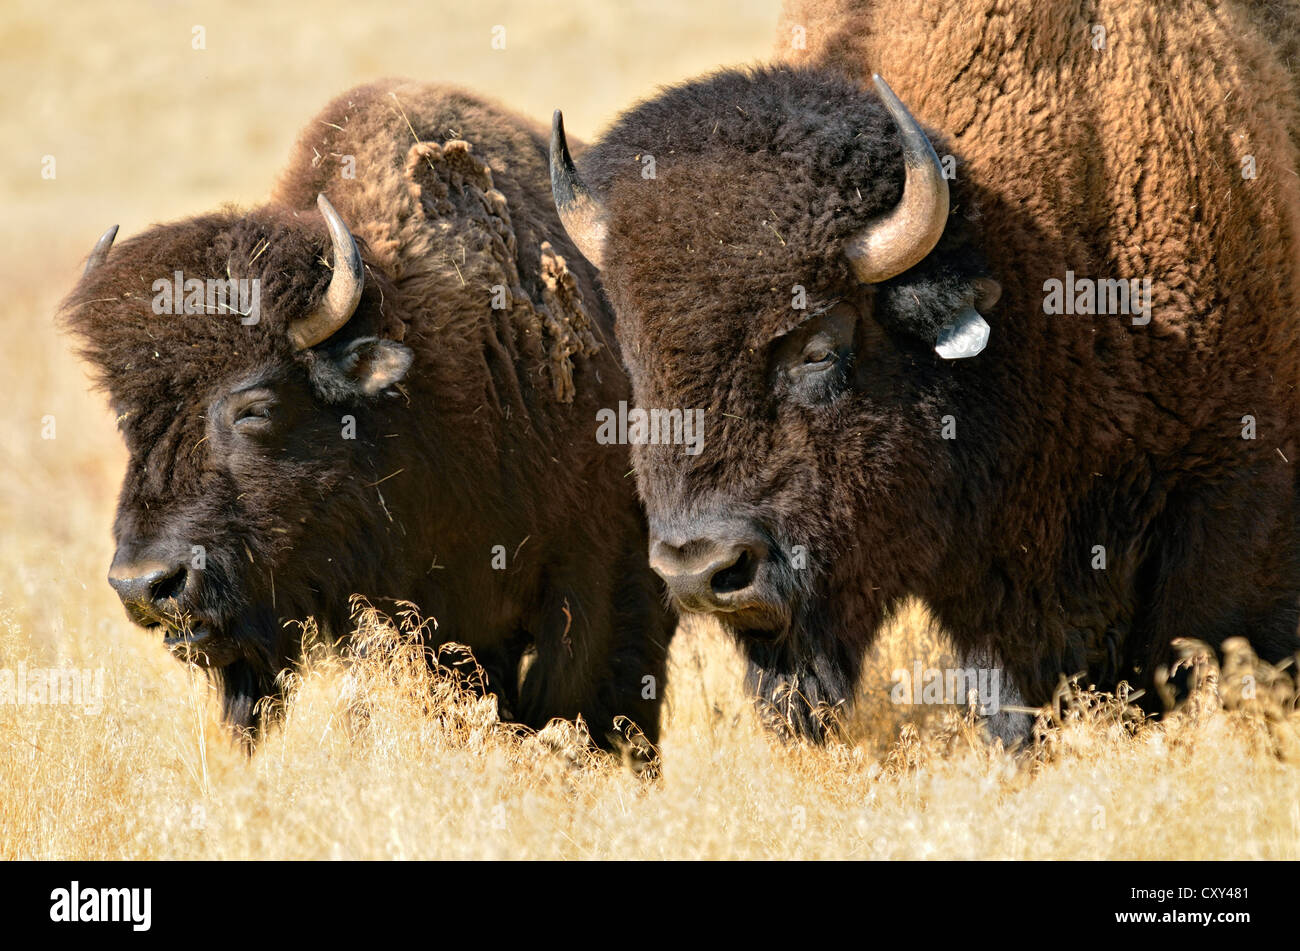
(63, 81, 670, 754)
(549, 3, 1300, 738)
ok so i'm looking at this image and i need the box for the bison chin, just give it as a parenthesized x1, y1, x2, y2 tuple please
(156, 599, 301, 742)
(161, 625, 242, 669)
(708, 601, 792, 643)
(725, 574, 870, 742)
(740, 607, 863, 743)
(212, 658, 282, 741)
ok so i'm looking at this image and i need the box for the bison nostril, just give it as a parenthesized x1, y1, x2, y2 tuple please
(150, 565, 188, 603)
(108, 558, 188, 610)
(649, 522, 770, 613)
(711, 547, 758, 596)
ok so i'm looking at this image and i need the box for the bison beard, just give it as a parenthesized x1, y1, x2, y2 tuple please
(552, 47, 1300, 741)
(60, 81, 672, 758)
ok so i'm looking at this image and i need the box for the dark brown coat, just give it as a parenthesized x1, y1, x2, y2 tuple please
(555, 2, 1300, 736)
(62, 81, 670, 755)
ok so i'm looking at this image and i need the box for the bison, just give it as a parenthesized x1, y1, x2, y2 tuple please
(61, 80, 671, 758)
(547, 5, 1300, 740)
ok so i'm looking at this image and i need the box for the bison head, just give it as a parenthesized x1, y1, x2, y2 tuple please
(62, 196, 413, 734)
(550, 66, 1001, 736)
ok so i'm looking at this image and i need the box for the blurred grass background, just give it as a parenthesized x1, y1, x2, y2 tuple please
(3, 0, 783, 240)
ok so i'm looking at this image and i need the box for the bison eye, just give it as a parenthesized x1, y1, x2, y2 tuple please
(226, 390, 278, 431)
(801, 343, 836, 369)
(771, 301, 858, 404)
(236, 403, 273, 425)
(792, 334, 840, 377)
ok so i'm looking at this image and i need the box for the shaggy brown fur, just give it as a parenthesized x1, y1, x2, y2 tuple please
(771, 0, 1300, 708)
(61, 81, 671, 757)
(565, 2, 1300, 737)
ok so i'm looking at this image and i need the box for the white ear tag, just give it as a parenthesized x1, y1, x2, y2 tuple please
(935, 305, 990, 359)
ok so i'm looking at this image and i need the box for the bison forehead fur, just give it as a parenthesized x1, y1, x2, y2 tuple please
(586, 66, 987, 346)
(61, 80, 671, 753)
(578, 30, 1300, 739)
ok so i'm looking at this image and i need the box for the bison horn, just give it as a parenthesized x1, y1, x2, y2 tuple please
(288, 194, 365, 350)
(84, 225, 119, 275)
(549, 109, 608, 271)
(844, 76, 950, 284)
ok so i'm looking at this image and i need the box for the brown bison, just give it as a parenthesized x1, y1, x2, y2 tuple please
(61, 81, 671, 757)
(548, 2, 1300, 740)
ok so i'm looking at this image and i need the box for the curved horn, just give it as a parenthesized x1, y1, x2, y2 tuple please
(549, 109, 608, 270)
(288, 194, 364, 350)
(844, 75, 950, 284)
(84, 225, 119, 276)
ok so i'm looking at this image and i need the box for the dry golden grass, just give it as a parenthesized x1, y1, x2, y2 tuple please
(3, 0, 1300, 860)
(4, 595, 1300, 860)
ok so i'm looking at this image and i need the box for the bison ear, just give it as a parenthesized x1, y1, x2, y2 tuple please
(973, 277, 1001, 310)
(335, 337, 413, 396)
